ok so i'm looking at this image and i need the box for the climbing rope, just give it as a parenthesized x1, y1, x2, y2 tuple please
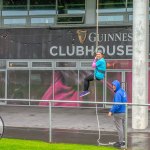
(95, 0, 102, 145)
(95, 0, 110, 146)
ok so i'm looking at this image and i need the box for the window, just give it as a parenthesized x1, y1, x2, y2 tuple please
(127, 0, 133, 12)
(100, 0, 126, 12)
(7, 70, 29, 105)
(57, 0, 85, 14)
(2, 0, 27, 16)
(57, 15, 84, 24)
(30, 0, 56, 15)
(32, 62, 52, 68)
(8, 62, 28, 68)
(30, 70, 53, 105)
(3, 0, 27, 10)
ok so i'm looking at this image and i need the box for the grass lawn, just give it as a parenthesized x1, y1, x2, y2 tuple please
(0, 138, 119, 150)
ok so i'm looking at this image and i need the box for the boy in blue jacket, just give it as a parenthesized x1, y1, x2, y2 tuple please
(108, 80, 127, 148)
(79, 51, 106, 97)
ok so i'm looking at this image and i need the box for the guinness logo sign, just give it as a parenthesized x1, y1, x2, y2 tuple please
(77, 30, 87, 44)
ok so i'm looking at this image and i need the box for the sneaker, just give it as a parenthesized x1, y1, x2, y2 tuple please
(79, 91, 90, 97)
(113, 142, 125, 148)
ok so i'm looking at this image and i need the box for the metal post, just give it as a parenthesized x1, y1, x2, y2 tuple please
(125, 104, 128, 149)
(49, 101, 52, 143)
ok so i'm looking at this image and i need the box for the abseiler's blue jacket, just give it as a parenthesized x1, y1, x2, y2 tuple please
(94, 58, 106, 80)
(110, 80, 127, 113)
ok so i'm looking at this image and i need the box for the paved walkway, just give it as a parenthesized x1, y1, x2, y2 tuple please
(0, 106, 150, 150)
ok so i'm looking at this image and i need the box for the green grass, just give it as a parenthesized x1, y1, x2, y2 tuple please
(0, 138, 119, 150)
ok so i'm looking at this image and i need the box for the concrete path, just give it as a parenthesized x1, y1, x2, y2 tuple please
(0, 106, 150, 150)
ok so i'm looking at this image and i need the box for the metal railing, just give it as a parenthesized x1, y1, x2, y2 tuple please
(1, 98, 150, 149)
(47, 100, 150, 149)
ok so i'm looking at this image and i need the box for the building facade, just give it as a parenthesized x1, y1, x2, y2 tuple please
(0, 0, 148, 107)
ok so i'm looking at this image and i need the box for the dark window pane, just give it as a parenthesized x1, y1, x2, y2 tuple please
(0, 60, 6, 69)
(127, 0, 133, 11)
(106, 72, 122, 102)
(9, 62, 28, 67)
(100, 0, 126, 9)
(128, 0, 133, 8)
(3, 0, 27, 10)
(56, 62, 76, 67)
(57, 0, 85, 14)
(30, 0, 56, 10)
(30, 70, 53, 105)
(57, 16, 83, 24)
(32, 62, 52, 67)
(0, 72, 5, 99)
(7, 70, 29, 105)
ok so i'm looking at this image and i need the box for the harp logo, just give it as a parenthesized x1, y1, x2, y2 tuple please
(77, 30, 87, 44)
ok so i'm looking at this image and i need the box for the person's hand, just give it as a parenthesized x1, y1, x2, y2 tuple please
(108, 112, 112, 117)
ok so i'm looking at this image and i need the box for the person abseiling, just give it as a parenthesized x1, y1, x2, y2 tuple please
(79, 51, 106, 97)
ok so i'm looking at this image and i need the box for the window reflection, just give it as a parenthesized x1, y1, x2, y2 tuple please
(99, 0, 128, 23)
(2, 0, 27, 16)
(39, 70, 79, 107)
(127, 0, 133, 12)
(107, 60, 132, 69)
(7, 70, 29, 105)
(106, 72, 122, 102)
(30, 70, 52, 105)
(3, 0, 27, 9)
(30, 0, 56, 15)
(57, 0, 85, 14)
(125, 72, 132, 103)
(0, 72, 5, 98)
(99, 0, 126, 9)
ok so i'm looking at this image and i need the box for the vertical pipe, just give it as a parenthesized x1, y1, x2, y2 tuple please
(125, 104, 128, 149)
(96, 0, 99, 52)
(95, 0, 100, 145)
(49, 101, 52, 142)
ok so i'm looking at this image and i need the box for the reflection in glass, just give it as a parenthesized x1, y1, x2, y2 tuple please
(127, 0, 133, 12)
(30, 0, 55, 7)
(0, 72, 5, 98)
(100, 0, 126, 12)
(39, 70, 79, 107)
(107, 60, 132, 69)
(99, 0, 126, 23)
(9, 62, 28, 67)
(0, 60, 6, 69)
(30, 70, 52, 105)
(125, 72, 132, 103)
(7, 70, 29, 105)
(106, 72, 121, 102)
(31, 17, 54, 24)
(2, 0, 27, 16)
(56, 62, 76, 67)
(32, 62, 52, 67)
(3, 0, 27, 9)
(57, 0, 85, 14)
(4, 18, 26, 25)
(30, 0, 56, 15)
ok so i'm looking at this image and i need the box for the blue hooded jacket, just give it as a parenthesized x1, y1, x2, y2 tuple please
(110, 80, 127, 113)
